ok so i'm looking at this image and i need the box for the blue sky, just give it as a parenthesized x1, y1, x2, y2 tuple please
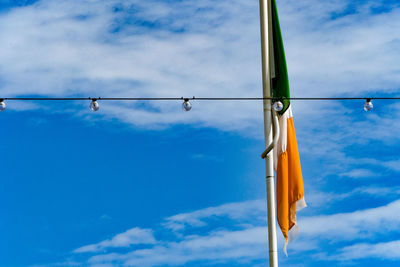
(1, 0, 400, 266)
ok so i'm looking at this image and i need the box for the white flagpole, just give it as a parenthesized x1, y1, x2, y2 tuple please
(259, 0, 279, 266)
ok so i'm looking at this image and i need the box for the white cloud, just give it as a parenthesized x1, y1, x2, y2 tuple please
(74, 227, 156, 253)
(162, 199, 266, 231)
(351, 186, 400, 197)
(383, 160, 400, 172)
(300, 199, 400, 241)
(88, 227, 269, 267)
(340, 168, 376, 178)
(337, 240, 400, 261)
(1, 0, 400, 134)
(51, 198, 400, 266)
(0, 0, 262, 132)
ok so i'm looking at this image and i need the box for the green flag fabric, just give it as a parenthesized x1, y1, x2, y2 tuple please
(271, 0, 290, 114)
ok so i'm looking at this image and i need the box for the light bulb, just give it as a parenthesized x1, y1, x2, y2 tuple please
(273, 101, 284, 112)
(90, 100, 99, 111)
(364, 99, 373, 111)
(182, 99, 192, 111)
(0, 100, 6, 112)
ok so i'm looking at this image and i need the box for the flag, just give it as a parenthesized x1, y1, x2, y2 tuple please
(270, 0, 306, 254)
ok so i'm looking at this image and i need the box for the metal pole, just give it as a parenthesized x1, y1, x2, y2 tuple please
(259, 0, 278, 266)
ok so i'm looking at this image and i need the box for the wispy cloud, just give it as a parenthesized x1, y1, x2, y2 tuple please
(88, 227, 268, 267)
(382, 160, 400, 172)
(74, 228, 156, 253)
(41, 197, 400, 266)
(190, 153, 223, 162)
(300, 199, 400, 241)
(340, 168, 376, 178)
(162, 199, 266, 231)
(336, 240, 400, 261)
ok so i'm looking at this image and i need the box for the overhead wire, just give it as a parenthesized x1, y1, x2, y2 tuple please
(0, 96, 397, 112)
(1, 97, 400, 101)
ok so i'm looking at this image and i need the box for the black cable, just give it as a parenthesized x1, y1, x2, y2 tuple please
(1, 97, 400, 101)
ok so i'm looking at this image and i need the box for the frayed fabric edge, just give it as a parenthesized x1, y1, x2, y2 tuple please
(283, 197, 307, 256)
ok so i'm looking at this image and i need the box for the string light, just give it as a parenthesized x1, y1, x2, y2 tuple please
(182, 98, 192, 111)
(90, 99, 100, 111)
(272, 101, 284, 112)
(0, 96, 398, 113)
(364, 98, 373, 111)
(0, 99, 6, 112)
